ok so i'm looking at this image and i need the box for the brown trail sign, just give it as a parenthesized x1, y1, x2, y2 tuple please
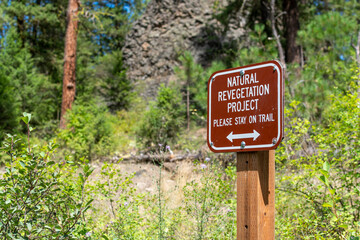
(207, 60, 284, 152)
(207, 60, 284, 240)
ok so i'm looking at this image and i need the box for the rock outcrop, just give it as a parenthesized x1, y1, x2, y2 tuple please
(122, 0, 248, 98)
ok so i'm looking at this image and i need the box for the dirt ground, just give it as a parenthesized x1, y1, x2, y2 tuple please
(89, 159, 200, 208)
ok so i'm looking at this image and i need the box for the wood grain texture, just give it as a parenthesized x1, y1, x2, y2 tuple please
(237, 150, 275, 240)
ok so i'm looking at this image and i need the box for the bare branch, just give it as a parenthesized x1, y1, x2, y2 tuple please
(239, 0, 248, 16)
(270, 0, 286, 69)
(276, 11, 287, 20)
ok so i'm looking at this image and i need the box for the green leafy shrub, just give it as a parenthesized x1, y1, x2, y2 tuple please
(85, 161, 145, 239)
(136, 84, 185, 150)
(140, 160, 175, 240)
(182, 159, 236, 239)
(0, 113, 93, 239)
(58, 101, 117, 161)
(276, 82, 360, 239)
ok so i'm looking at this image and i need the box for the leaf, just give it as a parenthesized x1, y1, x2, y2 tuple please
(102, 235, 110, 240)
(21, 116, 29, 125)
(27, 223, 32, 231)
(85, 199, 94, 207)
(47, 161, 55, 166)
(79, 173, 84, 183)
(318, 175, 328, 186)
(338, 224, 348, 229)
(83, 205, 91, 212)
(21, 112, 32, 125)
(20, 161, 26, 168)
(323, 161, 330, 172)
(319, 169, 329, 178)
(322, 202, 332, 208)
(23, 112, 31, 122)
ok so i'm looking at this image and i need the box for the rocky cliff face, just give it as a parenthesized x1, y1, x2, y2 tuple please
(122, 0, 247, 98)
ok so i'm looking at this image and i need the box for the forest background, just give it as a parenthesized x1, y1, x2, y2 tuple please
(0, 0, 360, 239)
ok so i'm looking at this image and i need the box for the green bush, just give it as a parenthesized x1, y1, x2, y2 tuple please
(85, 161, 145, 239)
(0, 113, 93, 239)
(1, 113, 240, 239)
(276, 81, 360, 239)
(136, 84, 185, 150)
(182, 159, 236, 239)
(57, 101, 117, 161)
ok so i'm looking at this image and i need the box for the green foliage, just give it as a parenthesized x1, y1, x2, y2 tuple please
(0, 113, 93, 239)
(2, 1, 360, 239)
(0, 0, 66, 75)
(175, 53, 228, 125)
(85, 161, 145, 239)
(137, 84, 185, 149)
(0, 70, 19, 140)
(232, 23, 278, 68)
(175, 51, 205, 123)
(0, 2, 65, 131)
(141, 161, 171, 240)
(0, 0, 146, 136)
(81, 0, 148, 53)
(0, 29, 59, 131)
(276, 79, 360, 239)
(98, 51, 133, 112)
(182, 159, 236, 239)
(198, 60, 227, 111)
(57, 101, 117, 161)
(295, 11, 358, 119)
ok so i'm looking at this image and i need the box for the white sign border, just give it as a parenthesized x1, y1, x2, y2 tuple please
(208, 62, 282, 151)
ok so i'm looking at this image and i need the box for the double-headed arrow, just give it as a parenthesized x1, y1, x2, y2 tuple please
(226, 130, 260, 142)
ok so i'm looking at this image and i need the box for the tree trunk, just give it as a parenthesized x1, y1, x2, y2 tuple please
(60, 0, 80, 129)
(283, 0, 301, 64)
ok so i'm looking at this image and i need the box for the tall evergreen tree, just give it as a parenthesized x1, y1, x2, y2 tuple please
(0, 71, 19, 140)
(0, 29, 56, 127)
(60, 0, 80, 129)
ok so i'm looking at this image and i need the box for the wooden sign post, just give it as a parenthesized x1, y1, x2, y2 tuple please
(236, 151, 275, 239)
(207, 60, 284, 240)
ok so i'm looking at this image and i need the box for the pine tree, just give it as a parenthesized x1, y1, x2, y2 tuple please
(0, 71, 19, 140)
(60, 0, 80, 129)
